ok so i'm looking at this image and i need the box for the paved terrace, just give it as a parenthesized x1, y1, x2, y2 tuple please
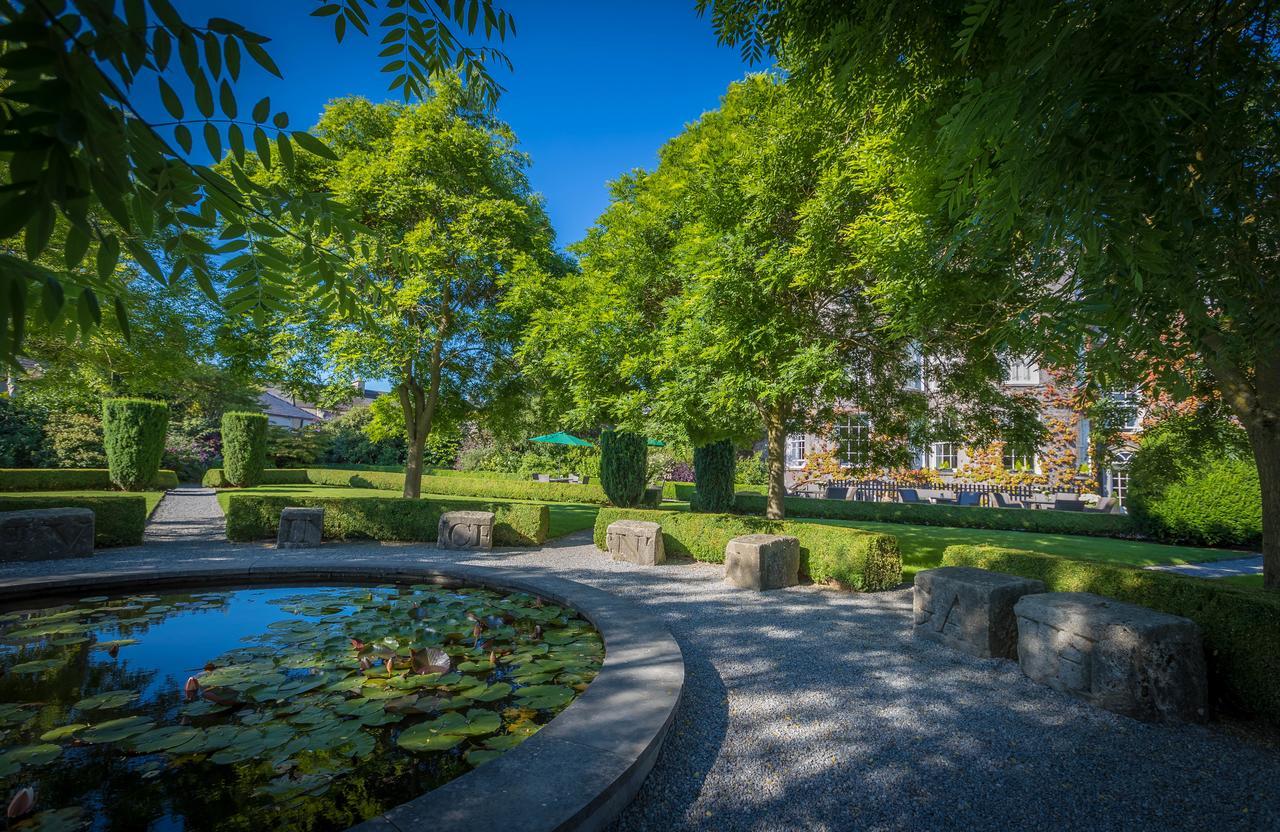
(4, 531, 1278, 831)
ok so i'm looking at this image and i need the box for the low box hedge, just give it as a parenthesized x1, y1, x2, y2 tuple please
(662, 481, 768, 501)
(593, 508, 903, 591)
(303, 468, 610, 505)
(225, 494, 549, 546)
(0, 468, 179, 491)
(306, 463, 526, 480)
(940, 544, 1280, 723)
(202, 468, 311, 488)
(734, 493, 1136, 538)
(0, 494, 146, 546)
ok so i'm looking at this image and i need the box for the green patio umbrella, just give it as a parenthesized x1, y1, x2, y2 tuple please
(528, 432, 595, 447)
(646, 439, 665, 447)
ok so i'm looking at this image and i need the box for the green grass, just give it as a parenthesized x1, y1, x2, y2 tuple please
(214, 485, 599, 540)
(6, 490, 165, 517)
(787, 515, 1252, 579)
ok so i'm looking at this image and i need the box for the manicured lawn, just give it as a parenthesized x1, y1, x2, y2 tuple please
(1218, 574, 1265, 589)
(5, 490, 166, 517)
(788, 515, 1252, 579)
(214, 485, 599, 540)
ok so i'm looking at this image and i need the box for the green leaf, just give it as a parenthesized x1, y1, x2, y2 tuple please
(204, 122, 222, 161)
(276, 132, 294, 172)
(244, 40, 282, 78)
(252, 96, 270, 123)
(193, 73, 214, 118)
(157, 78, 183, 119)
(97, 234, 119, 280)
(272, 111, 289, 129)
(219, 79, 237, 118)
(65, 223, 90, 268)
(173, 124, 193, 154)
(24, 204, 53, 260)
(113, 295, 131, 342)
(224, 36, 241, 80)
(203, 31, 222, 78)
(39, 724, 87, 742)
(292, 131, 338, 161)
(253, 126, 272, 168)
(80, 716, 155, 744)
(75, 689, 139, 711)
(228, 123, 246, 164)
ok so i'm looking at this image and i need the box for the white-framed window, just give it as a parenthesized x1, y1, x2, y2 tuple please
(904, 344, 924, 391)
(1002, 443, 1037, 473)
(834, 414, 872, 467)
(785, 434, 807, 468)
(1108, 390, 1142, 431)
(908, 446, 926, 469)
(1006, 358, 1040, 386)
(1109, 468, 1130, 505)
(930, 442, 959, 471)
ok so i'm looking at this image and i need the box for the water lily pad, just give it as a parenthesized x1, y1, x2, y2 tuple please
(514, 685, 575, 710)
(10, 806, 85, 832)
(39, 723, 87, 741)
(8, 658, 65, 674)
(80, 716, 155, 744)
(395, 721, 465, 752)
(464, 749, 503, 766)
(74, 689, 139, 711)
(0, 743, 62, 772)
(131, 725, 203, 753)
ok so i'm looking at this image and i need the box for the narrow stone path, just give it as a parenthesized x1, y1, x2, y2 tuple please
(143, 485, 226, 544)
(1147, 554, 1263, 578)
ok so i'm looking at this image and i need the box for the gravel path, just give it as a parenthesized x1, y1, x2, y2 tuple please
(1149, 555, 1263, 578)
(4, 532, 1279, 831)
(143, 485, 225, 544)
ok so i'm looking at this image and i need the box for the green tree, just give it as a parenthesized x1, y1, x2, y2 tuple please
(288, 83, 559, 498)
(600, 429, 648, 507)
(692, 439, 736, 513)
(705, 0, 1280, 585)
(102, 397, 168, 490)
(0, 0, 516, 365)
(221, 411, 267, 487)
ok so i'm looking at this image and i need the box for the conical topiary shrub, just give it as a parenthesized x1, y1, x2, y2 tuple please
(600, 429, 648, 507)
(692, 439, 736, 512)
(221, 411, 269, 487)
(102, 398, 169, 491)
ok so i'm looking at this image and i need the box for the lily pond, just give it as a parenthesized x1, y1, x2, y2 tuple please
(0, 583, 603, 831)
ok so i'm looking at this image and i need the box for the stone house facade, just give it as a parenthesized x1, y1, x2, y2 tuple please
(781, 358, 1141, 502)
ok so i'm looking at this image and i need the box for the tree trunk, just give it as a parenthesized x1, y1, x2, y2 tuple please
(398, 375, 429, 500)
(764, 405, 788, 520)
(1252, 425, 1280, 589)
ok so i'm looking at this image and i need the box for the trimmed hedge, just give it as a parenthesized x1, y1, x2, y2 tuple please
(0, 468, 178, 491)
(102, 398, 169, 490)
(600, 430, 647, 507)
(221, 411, 268, 487)
(307, 463, 526, 480)
(593, 508, 903, 591)
(1130, 457, 1262, 548)
(941, 545, 1280, 723)
(0, 494, 146, 546)
(225, 494, 549, 546)
(734, 493, 1136, 538)
(692, 440, 736, 512)
(662, 481, 768, 501)
(202, 468, 310, 488)
(303, 468, 610, 505)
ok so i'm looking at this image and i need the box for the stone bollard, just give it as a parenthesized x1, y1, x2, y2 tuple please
(913, 567, 1045, 658)
(724, 534, 800, 591)
(437, 510, 495, 550)
(277, 507, 324, 549)
(606, 520, 664, 566)
(1014, 592, 1208, 722)
(0, 508, 94, 562)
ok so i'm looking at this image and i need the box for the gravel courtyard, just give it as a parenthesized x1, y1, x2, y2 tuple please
(5, 530, 1279, 832)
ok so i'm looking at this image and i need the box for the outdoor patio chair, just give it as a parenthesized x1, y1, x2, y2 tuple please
(898, 488, 924, 504)
(531, 473, 550, 482)
(854, 489, 876, 502)
(825, 486, 849, 501)
(957, 492, 983, 507)
(1053, 497, 1086, 512)
(992, 492, 1023, 509)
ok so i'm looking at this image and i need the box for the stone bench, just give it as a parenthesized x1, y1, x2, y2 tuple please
(913, 567, 1044, 658)
(437, 511, 495, 550)
(1014, 592, 1208, 722)
(0, 508, 94, 562)
(277, 507, 324, 549)
(606, 520, 664, 566)
(724, 534, 800, 591)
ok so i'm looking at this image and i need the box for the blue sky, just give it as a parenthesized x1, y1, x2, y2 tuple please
(165, 1, 757, 248)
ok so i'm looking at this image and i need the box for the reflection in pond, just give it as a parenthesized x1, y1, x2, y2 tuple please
(0, 584, 603, 830)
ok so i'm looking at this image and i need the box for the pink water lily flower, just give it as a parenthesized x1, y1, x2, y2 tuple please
(183, 676, 200, 701)
(7, 786, 35, 819)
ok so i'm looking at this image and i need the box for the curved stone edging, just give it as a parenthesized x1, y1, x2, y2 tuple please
(0, 562, 685, 832)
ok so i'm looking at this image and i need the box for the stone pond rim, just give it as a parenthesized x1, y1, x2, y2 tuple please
(0, 562, 685, 832)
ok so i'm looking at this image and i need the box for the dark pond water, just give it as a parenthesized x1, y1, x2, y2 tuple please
(0, 584, 602, 831)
